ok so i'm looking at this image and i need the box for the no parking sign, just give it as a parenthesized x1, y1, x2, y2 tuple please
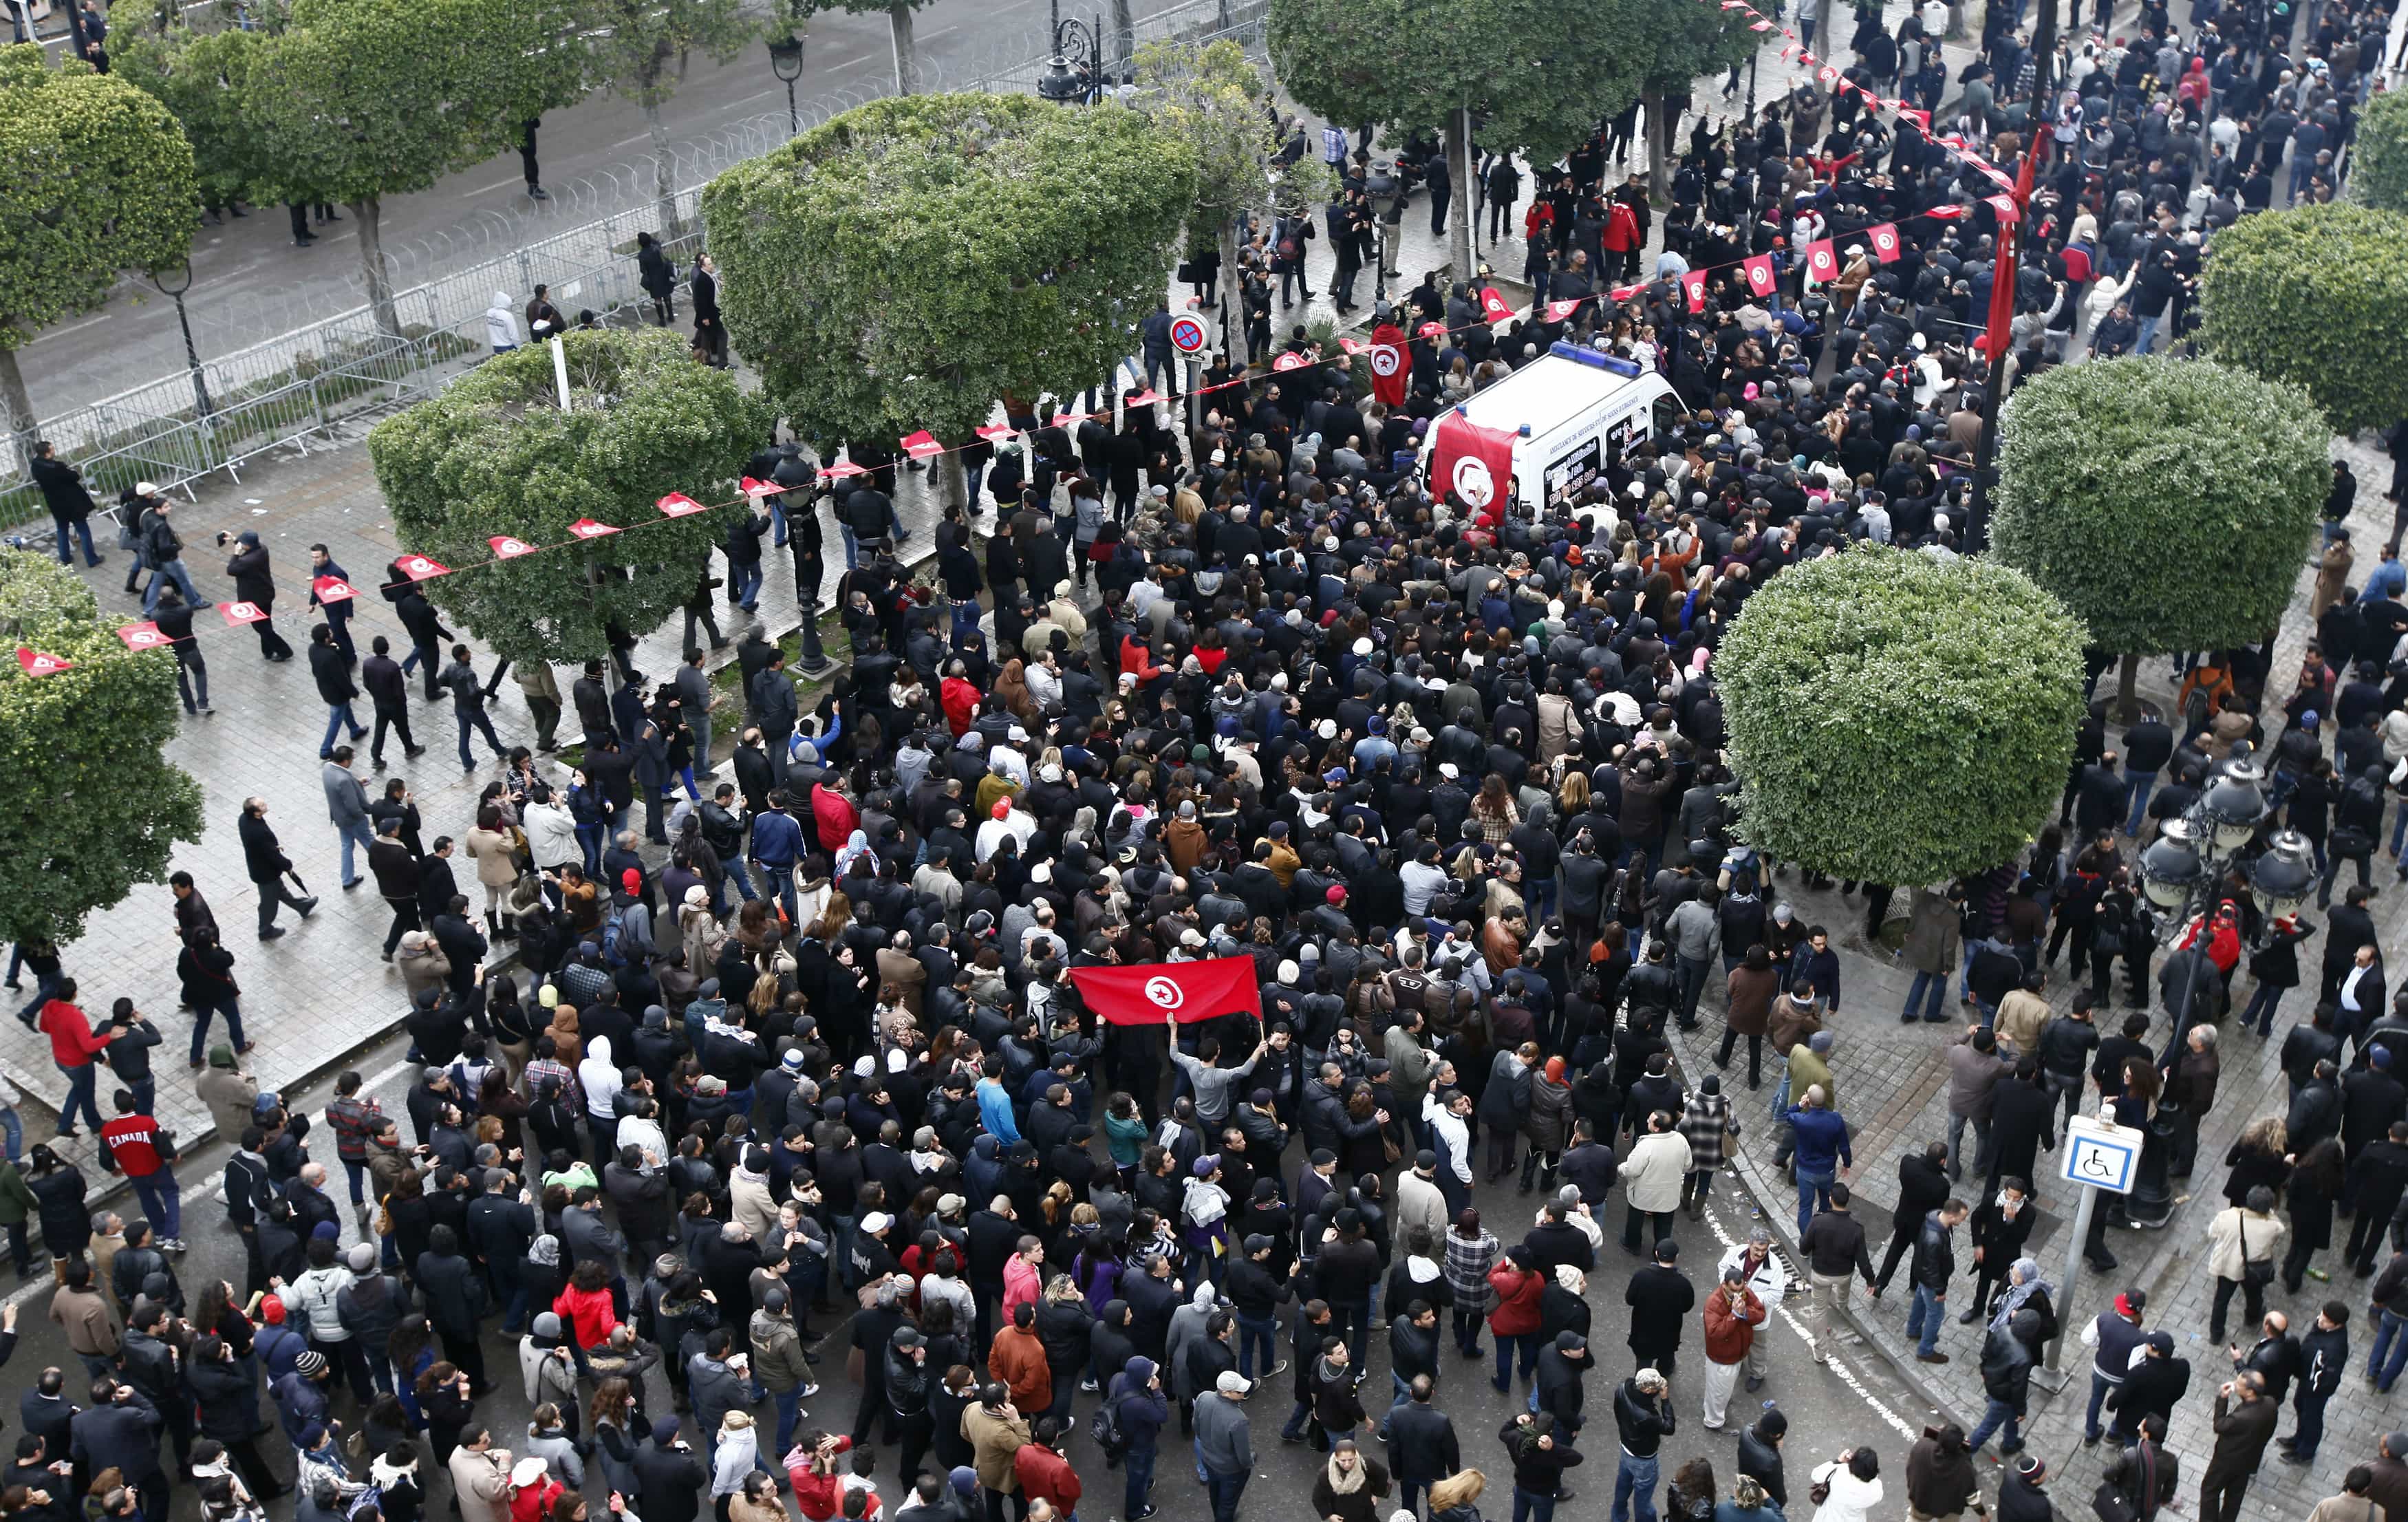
(1168, 315, 1208, 355)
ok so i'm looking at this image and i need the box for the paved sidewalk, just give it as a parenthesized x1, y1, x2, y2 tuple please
(11, 415, 954, 1158)
(1668, 425, 2405, 1521)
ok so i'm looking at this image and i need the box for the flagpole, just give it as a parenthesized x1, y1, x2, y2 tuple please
(1964, 22, 2054, 551)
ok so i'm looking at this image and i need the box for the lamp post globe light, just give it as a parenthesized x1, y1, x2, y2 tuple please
(767, 33, 806, 138)
(2121, 750, 2309, 1228)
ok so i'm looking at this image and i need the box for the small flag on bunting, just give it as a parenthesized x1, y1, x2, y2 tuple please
(116, 623, 171, 652)
(899, 430, 945, 460)
(14, 646, 72, 677)
(395, 554, 450, 581)
(489, 535, 538, 558)
(311, 575, 360, 604)
(656, 493, 709, 517)
(220, 601, 270, 626)
(566, 519, 620, 539)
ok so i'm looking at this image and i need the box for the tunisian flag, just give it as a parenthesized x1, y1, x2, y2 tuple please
(1430, 411, 1518, 515)
(1070, 957, 1264, 1027)
(1802, 239, 1838, 286)
(1368, 322, 1409, 407)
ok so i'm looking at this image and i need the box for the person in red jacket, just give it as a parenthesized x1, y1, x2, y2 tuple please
(551, 1257, 619, 1348)
(810, 776, 859, 855)
(38, 979, 114, 1138)
(788, 1433, 883, 1521)
(1015, 1418, 1082, 1521)
(1488, 1245, 1547, 1391)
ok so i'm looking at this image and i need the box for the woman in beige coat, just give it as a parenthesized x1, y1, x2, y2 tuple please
(2205, 1186, 2287, 1343)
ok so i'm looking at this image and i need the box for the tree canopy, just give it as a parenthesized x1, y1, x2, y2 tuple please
(2194, 202, 2408, 436)
(2354, 87, 2408, 214)
(0, 45, 199, 429)
(1991, 356, 2330, 656)
(1267, 0, 1649, 168)
(1717, 546, 2086, 886)
(0, 550, 204, 946)
(367, 328, 771, 664)
(121, 0, 574, 333)
(700, 91, 1196, 447)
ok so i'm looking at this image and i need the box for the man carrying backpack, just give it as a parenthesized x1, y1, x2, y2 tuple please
(1101, 1354, 1170, 1521)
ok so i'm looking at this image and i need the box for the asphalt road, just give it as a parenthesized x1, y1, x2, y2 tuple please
(9, 1025, 1970, 1522)
(15, 0, 1192, 420)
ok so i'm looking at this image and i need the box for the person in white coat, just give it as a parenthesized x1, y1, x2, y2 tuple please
(1618, 1112, 1693, 1255)
(1809, 1446, 1884, 1522)
(484, 292, 522, 355)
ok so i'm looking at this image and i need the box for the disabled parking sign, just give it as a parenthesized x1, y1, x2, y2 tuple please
(2060, 1116, 2143, 1195)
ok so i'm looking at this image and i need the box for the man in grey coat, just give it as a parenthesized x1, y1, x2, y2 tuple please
(675, 648, 716, 779)
(321, 748, 376, 890)
(1194, 1370, 1256, 1522)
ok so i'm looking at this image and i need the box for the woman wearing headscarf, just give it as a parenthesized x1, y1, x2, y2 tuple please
(1522, 1056, 1572, 1194)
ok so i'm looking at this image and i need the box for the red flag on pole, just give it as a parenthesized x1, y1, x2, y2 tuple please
(1803, 239, 1838, 285)
(1067, 957, 1264, 1027)
(15, 646, 73, 676)
(1866, 223, 1902, 262)
(1430, 412, 1519, 515)
(1981, 144, 2041, 362)
(1681, 269, 1710, 312)
(116, 622, 171, 652)
(1742, 255, 1776, 298)
(1368, 323, 1409, 407)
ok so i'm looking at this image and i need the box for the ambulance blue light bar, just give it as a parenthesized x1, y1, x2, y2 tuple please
(1548, 342, 1642, 378)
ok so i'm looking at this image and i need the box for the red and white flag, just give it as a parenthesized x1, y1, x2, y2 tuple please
(818, 460, 869, 480)
(1272, 350, 1311, 372)
(1984, 193, 2020, 227)
(899, 430, 944, 462)
(1478, 286, 1515, 322)
(116, 622, 171, 652)
(220, 600, 270, 626)
(1338, 337, 1373, 356)
(394, 553, 450, 581)
(1068, 957, 1264, 1027)
(1368, 322, 1409, 407)
(311, 575, 359, 604)
(1681, 268, 1710, 312)
(1743, 255, 1776, 298)
(566, 519, 620, 539)
(1417, 320, 1448, 341)
(657, 492, 709, 517)
(1430, 411, 1518, 515)
(1609, 285, 1644, 302)
(1545, 299, 1584, 322)
(975, 424, 1018, 442)
(489, 535, 538, 559)
(15, 646, 72, 676)
(1803, 239, 1838, 285)
(1867, 222, 1902, 262)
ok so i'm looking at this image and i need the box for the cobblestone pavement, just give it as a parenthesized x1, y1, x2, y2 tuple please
(1664, 425, 2405, 1520)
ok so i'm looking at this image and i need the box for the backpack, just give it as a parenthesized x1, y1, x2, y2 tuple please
(1087, 1391, 1128, 1466)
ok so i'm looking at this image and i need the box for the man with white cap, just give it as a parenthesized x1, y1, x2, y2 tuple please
(1194, 1370, 1254, 1522)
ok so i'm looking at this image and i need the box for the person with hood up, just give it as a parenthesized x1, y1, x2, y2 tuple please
(1904, 1422, 1979, 1522)
(1968, 1298, 2047, 1458)
(484, 294, 524, 354)
(709, 1408, 761, 1520)
(1108, 1354, 1171, 1521)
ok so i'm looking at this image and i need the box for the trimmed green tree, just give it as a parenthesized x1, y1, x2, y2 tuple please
(366, 327, 771, 663)
(0, 550, 204, 946)
(1132, 39, 1324, 367)
(131, 0, 576, 338)
(2354, 87, 2408, 214)
(0, 45, 199, 440)
(1269, 0, 1656, 276)
(1633, 5, 1756, 200)
(2194, 203, 2408, 437)
(1717, 545, 2086, 886)
(1991, 356, 2330, 715)
(700, 92, 1195, 471)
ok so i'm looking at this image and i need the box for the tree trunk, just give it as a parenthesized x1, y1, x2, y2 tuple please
(1110, 0, 1135, 78)
(1445, 107, 1474, 280)
(352, 196, 402, 338)
(1814, 0, 1836, 54)
(2115, 651, 2140, 725)
(0, 348, 37, 469)
(888, 1, 921, 95)
(1644, 88, 1673, 202)
(645, 94, 679, 238)
(1216, 218, 1243, 359)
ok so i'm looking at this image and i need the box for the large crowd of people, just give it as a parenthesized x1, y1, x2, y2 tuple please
(13, 1, 2408, 1522)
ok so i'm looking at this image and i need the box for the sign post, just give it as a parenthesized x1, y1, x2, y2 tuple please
(2045, 1115, 2144, 1375)
(1169, 312, 1208, 433)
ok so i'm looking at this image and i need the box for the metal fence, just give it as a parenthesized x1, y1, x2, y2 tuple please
(1, 0, 1269, 537)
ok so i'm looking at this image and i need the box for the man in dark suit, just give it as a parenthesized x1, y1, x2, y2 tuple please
(361, 635, 423, 766)
(2197, 1370, 2277, 1522)
(1386, 1373, 1459, 1516)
